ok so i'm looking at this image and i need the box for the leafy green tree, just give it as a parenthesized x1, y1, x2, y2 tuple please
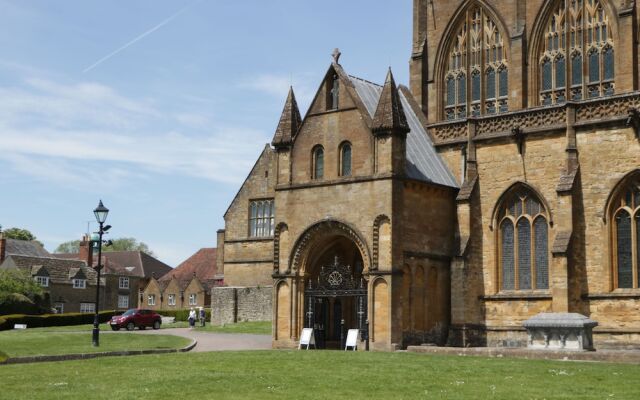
(3, 227, 37, 241)
(106, 238, 154, 256)
(0, 269, 48, 314)
(1, 227, 44, 247)
(54, 240, 81, 254)
(54, 237, 154, 256)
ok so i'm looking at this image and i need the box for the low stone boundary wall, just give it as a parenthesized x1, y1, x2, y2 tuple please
(0, 339, 196, 365)
(211, 286, 272, 325)
(407, 345, 640, 364)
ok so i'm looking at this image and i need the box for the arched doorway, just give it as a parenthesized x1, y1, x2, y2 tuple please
(302, 236, 367, 349)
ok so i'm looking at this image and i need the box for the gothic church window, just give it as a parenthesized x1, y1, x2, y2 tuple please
(498, 189, 549, 291)
(539, 0, 614, 105)
(339, 142, 352, 177)
(611, 178, 640, 289)
(312, 146, 324, 180)
(444, 6, 508, 120)
(249, 199, 275, 238)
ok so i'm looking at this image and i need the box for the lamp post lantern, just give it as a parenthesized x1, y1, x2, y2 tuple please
(92, 200, 109, 347)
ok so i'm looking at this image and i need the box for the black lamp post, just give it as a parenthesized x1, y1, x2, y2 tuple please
(92, 200, 109, 347)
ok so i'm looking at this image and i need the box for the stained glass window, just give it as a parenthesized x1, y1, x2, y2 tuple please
(542, 59, 552, 91)
(518, 219, 532, 290)
(616, 210, 633, 288)
(313, 147, 324, 180)
(486, 68, 496, 100)
(603, 46, 614, 81)
(572, 53, 583, 86)
(447, 76, 456, 106)
(340, 143, 351, 177)
(534, 217, 549, 289)
(443, 6, 508, 119)
(501, 220, 515, 290)
(539, 0, 613, 104)
(556, 56, 566, 88)
(499, 189, 549, 291)
(499, 68, 508, 97)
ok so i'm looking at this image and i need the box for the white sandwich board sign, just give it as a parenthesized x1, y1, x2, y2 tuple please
(345, 329, 359, 350)
(299, 328, 315, 350)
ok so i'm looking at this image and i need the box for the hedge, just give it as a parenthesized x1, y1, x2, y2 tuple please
(157, 309, 211, 322)
(0, 311, 117, 331)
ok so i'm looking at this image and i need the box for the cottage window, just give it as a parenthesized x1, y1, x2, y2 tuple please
(35, 276, 49, 287)
(444, 5, 508, 120)
(249, 199, 275, 237)
(118, 295, 129, 309)
(339, 142, 352, 177)
(73, 279, 86, 289)
(538, 0, 614, 105)
(611, 178, 640, 288)
(312, 146, 324, 180)
(148, 294, 156, 306)
(498, 189, 549, 291)
(189, 293, 197, 306)
(168, 294, 176, 306)
(119, 277, 129, 289)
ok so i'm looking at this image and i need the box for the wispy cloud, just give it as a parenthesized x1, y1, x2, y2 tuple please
(83, 1, 201, 73)
(0, 76, 269, 189)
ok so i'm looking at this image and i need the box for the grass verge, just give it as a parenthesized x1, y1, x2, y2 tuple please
(0, 330, 190, 357)
(20, 320, 271, 335)
(0, 350, 638, 399)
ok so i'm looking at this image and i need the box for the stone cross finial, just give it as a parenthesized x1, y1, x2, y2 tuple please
(332, 48, 341, 64)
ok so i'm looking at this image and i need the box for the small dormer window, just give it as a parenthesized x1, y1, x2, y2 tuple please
(73, 279, 86, 289)
(35, 276, 49, 287)
(327, 74, 339, 110)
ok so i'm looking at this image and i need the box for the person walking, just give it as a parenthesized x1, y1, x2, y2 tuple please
(188, 308, 196, 328)
(199, 307, 206, 327)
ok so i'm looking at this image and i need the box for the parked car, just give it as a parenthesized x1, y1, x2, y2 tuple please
(109, 308, 162, 331)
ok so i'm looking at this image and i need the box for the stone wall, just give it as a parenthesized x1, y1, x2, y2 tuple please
(211, 286, 272, 325)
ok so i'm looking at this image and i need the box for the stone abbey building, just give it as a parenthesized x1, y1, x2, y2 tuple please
(215, 0, 640, 350)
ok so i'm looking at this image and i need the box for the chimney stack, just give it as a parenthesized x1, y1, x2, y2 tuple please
(79, 234, 93, 268)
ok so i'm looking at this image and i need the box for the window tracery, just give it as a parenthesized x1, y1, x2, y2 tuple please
(498, 188, 549, 291)
(611, 177, 640, 289)
(539, 0, 614, 105)
(444, 6, 508, 120)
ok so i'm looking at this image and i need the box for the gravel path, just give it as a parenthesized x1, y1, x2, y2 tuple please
(137, 328, 272, 352)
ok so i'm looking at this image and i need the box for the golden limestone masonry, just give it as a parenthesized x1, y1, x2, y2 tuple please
(213, 0, 640, 350)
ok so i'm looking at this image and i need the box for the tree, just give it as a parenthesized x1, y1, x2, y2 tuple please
(3, 227, 37, 241)
(106, 238, 154, 256)
(54, 237, 154, 256)
(0, 269, 47, 315)
(1, 227, 44, 247)
(54, 240, 81, 254)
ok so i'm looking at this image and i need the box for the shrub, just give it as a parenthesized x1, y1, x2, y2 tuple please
(0, 311, 117, 331)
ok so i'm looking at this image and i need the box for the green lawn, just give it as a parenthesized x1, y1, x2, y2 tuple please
(21, 320, 271, 335)
(0, 330, 191, 357)
(0, 350, 638, 399)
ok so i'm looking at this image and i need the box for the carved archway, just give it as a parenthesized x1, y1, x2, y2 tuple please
(289, 219, 371, 275)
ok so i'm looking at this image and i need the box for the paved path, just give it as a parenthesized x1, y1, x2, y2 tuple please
(138, 328, 272, 352)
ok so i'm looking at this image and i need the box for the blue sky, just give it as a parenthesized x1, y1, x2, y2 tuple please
(0, 0, 413, 266)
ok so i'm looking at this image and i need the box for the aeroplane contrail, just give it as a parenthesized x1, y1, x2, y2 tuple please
(83, 1, 200, 73)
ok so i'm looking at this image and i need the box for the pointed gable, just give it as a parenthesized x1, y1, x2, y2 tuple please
(272, 87, 302, 148)
(372, 69, 409, 134)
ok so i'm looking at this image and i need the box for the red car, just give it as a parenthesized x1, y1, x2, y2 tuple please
(109, 309, 162, 331)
